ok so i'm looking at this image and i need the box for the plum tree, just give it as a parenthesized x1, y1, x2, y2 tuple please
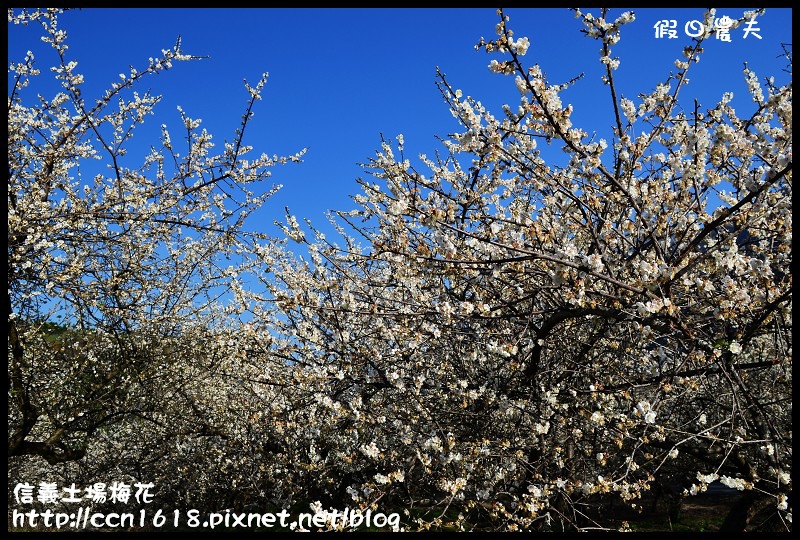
(8, 6, 302, 486)
(263, 7, 791, 531)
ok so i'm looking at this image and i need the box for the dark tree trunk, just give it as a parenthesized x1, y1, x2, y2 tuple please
(719, 491, 774, 532)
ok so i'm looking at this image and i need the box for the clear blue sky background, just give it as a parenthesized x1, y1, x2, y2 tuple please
(8, 7, 793, 245)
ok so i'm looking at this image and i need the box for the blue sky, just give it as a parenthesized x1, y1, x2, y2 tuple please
(8, 7, 793, 245)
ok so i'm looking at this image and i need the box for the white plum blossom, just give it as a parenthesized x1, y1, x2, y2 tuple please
(510, 36, 530, 56)
(720, 475, 749, 491)
(697, 472, 719, 484)
(361, 441, 381, 459)
(636, 401, 657, 424)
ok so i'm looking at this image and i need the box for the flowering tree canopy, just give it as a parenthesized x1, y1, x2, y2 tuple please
(8, 7, 303, 466)
(8, 7, 791, 532)
(262, 7, 791, 531)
